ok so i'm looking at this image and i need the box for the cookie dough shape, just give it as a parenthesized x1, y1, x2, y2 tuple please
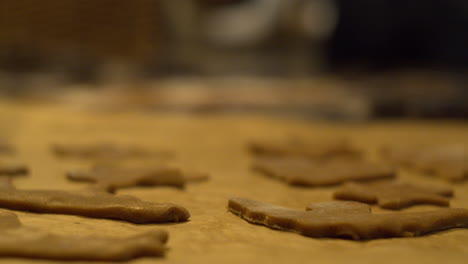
(249, 138, 361, 159)
(0, 162, 29, 176)
(334, 182, 453, 209)
(0, 211, 168, 261)
(228, 197, 468, 240)
(67, 166, 209, 193)
(252, 156, 395, 186)
(0, 177, 12, 189)
(381, 145, 468, 182)
(52, 143, 172, 160)
(0, 140, 14, 154)
(0, 180, 189, 224)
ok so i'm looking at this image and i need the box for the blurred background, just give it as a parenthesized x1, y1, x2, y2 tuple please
(0, 0, 466, 120)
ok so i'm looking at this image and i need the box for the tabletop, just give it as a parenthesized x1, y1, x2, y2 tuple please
(0, 101, 467, 264)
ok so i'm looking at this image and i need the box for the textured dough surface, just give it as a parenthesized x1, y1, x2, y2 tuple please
(0, 211, 168, 261)
(228, 197, 468, 240)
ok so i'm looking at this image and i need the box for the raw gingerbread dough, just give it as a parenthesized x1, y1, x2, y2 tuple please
(0, 177, 12, 189)
(0, 211, 168, 261)
(381, 144, 468, 182)
(67, 165, 209, 193)
(0, 140, 13, 154)
(248, 138, 361, 160)
(0, 179, 189, 224)
(0, 161, 29, 176)
(52, 143, 173, 160)
(334, 182, 453, 209)
(252, 156, 395, 186)
(228, 197, 468, 240)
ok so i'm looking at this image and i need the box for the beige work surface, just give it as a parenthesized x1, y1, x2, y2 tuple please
(1, 101, 467, 264)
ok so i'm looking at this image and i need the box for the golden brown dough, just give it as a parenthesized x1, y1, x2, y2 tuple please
(67, 165, 209, 193)
(0, 211, 168, 261)
(381, 144, 468, 182)
(333, 182, 453, 209)
(252, 156, 395, 186)
(0, 181, 189, 224)
(228, 197, 468, 240)
(248, 138, 361, 160)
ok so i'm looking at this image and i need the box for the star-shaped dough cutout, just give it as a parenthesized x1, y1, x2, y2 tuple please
(249, 138, 361, 160)
(52, 143, 173, 160)
(67, 165, 209, 193)
(381, 144, 468, 182)
(252, 156, 395, 186)
(0, 161, 28, 176)
(0, 177, 189, 224)
(228, 197, 468, 240)
(333, 182, 454, 209)
(0, 140, 14, 154)
(0, 211, 168, 261)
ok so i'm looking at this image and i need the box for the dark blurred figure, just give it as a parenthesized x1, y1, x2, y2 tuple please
(328, 0, 468, 71)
